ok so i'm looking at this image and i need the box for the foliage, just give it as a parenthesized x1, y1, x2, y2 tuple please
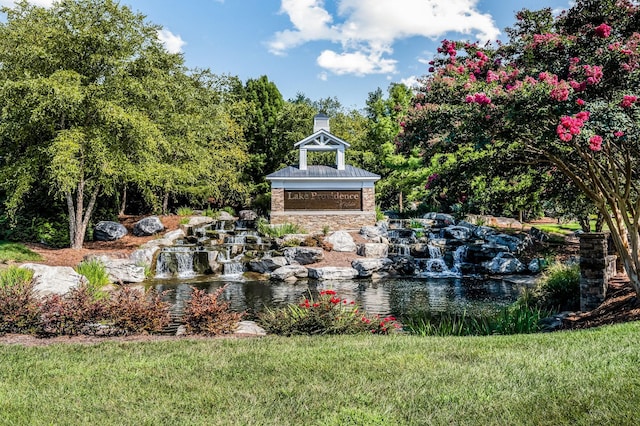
(74, 259, 110, 299)
(256, 218, 305, 237)
(0, 241, 42, 263)
(202, 208, 220, 219)
(400, 0, 640, 295)
(258, 290, 401, 335)
(0, 267, 38, 334)
(182, 286, 242, 336)
(523, 262, 581, 311)
(105, 287, 171, 335)
(176, 206, 194, 216)
(403, 303, 547, 336)
(37, 285, 106, 336)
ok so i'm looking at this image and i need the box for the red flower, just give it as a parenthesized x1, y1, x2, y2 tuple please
(576, 98, 585, 106)
(621, 95, 637, 108)
(614, 131, 625, 137)
(589, 135, 603, 151)
(320, 289, 337, 296)
(595, 23, 612, 38)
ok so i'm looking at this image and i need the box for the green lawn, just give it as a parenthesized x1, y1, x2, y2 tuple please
(1, 322, 640, 425)
(0, 241, 42, 264)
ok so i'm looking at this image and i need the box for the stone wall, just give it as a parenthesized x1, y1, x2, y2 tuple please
(579, 232, 615, 311)
(271, 188, 284, 212)
(270, 211, 376, 233)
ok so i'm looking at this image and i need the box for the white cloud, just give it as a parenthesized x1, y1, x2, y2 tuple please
(400, 75, 420, 89)
(269, 0, 500, 76)
(318, 71, 329, 81)
(157, 29, 186, 54)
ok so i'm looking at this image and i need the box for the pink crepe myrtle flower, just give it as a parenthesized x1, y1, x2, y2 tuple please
(583, 65, 603, 85)
(576, 98, 585, 106)
(595, 23, 612, 38)
(614, 131, 625, 138)
(621, 95, 638, 108)
(589, 135, 603, 151)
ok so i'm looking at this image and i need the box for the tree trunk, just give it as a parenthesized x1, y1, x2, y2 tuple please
(119, 185, 127, 216)
(603, 206, 640, 298)
(162, 191, 169, 215)
(66, 182, 100, 250)
(578, 216, 590, 233)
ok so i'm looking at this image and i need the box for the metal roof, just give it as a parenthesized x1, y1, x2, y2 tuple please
(266, 165, 380, 180)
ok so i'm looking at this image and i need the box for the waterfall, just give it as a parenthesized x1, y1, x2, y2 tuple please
(450, 245, 468, 274)
(155, 247, 197, 279)
(416, 244, 462, 278)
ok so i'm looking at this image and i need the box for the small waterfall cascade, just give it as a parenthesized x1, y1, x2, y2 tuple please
(154, 217, 265, 280)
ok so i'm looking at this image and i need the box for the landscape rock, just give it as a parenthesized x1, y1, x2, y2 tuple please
(422, 212, 455, 226)
(217, 211, 235, 221)
(283, 247, 324, 265)
(326, 231, 356, 252)
(360, 225, 387, 240)
(133, 216, 165, 236)
(185, 216, 215, 227)
(483, 252, 525, 274)
(443, 226, 474, 240)
(351, 258, 393, 277)
(307, 267, 359, 280)
(20, 263, 88, 296)
(357, 243, 389, 258)
(238, 210, 258, 221)
(94, 221, 128, 241)
(270, 265, 308, 281)
(85, 255, 146, 283)
(129, 246, 160, 267)
(248, 256, 288, 274)
(485, 233, 527, 253)
(234, 320, 266, 336)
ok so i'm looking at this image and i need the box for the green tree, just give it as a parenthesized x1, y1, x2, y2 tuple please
(401, 0, 640, 294)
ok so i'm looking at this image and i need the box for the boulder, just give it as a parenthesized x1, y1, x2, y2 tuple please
(85, 255, 146, 283)
(422, 212, 455, 226)
(132, 216, 165, 236)
(248, 256, 288, 274)
(20, 263, 88, 296)
(528, 258, 547, 273)
(270, 265, 308, 281)
(326, 231, 356, 252)
(443, 226, 474, 241)
(357, 243, 389, 258)
(283, 247, 324, 265)
(483, 252, 525, 274)
(218, 211, 236, 221)
(529, 227, 549, 242)
(234, 320, 266, 336)
(474, 226, 497, 239)
(360, 225, 387, 240)
(129, 246, 160, 267)
(351, 258, 393, 277)
(307, 267, 359, 280)
(185, 216, 215, 227)
(238, 210, 258, 221)
(94, 221, 128, 241)
(485, 233, 527, 253)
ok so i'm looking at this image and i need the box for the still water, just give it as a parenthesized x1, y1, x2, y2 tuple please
(150, 276, 535, 319)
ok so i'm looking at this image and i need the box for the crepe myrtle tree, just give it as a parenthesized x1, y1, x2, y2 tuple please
(400, 0, 640, 295)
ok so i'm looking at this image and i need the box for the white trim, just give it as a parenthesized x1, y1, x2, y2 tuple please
(270, 180, 376, 190)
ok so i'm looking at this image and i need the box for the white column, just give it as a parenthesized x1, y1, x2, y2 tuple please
(299, 148, 307, 170)
(336, 146, 345, 170)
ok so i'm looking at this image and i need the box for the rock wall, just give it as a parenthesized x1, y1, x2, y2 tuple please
(579, 232, 614, 311)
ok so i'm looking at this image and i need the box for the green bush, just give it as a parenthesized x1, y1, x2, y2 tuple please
(203, 208, 220, 219)
(256, 218, 306, 237)
(0, 267, 39, 334)
(525, 262, 580, 312)
(221, 206, 236, 216)
(182, 286, 243, 336)
(258, 290, 401, 336)
(176, 206, 195, 216)
(33, 218, 70, 248)
(75, 259, 111, 299)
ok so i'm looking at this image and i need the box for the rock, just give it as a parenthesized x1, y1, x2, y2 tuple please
(270, 265, 308, 281)
(360, 225, 387, 240)
(357, 243, 389, 258)
(528, 258, 547, 273)
(307, 267, 359, 280)
(94, 221, 128, 241)
(218, 211, 235, 221)
(483, 252, 525, 274)
(539, 311, 573, 332)
(238, 210, 258, 221)
(422, 212, 455, 226)
(529, 227, 549, 242)
(85, 255, 146, 283)
(162, 229, 186, 243)
(129, 246, 160, 267)
(186, 216, 215, 227)
(234, 320, 266, 336)
(132, 216, 165, 236)
(248, 256, 288, 274)
(283, 247, 324, 265)
(326, 231, 356, 252)
(388, 256, 417, 275)
(443, 226, 474, 240)
(474, 226, 497, 239)
(275, 234, 308, 247)
(20, 263, 88, 296)
(352, 258, 393, 277)
(485, 233, 527, 253)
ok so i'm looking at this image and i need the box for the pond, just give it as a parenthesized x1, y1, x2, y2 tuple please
(149, 276, 537, 320)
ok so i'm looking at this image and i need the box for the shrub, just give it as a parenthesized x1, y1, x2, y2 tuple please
(176, 206, 195, 216)
(203, 208, 220, 219)
(221, 206, 236, 216)
(525, 262, 580, 311)
(33, 218, 70, 248)
(182, 286, 242, 335)
(38, 285, 106, 336)
(105, 287, 171, 335)
(0, 267, 39, 334)
(75, 259, 110, 299)
(258, 290, 401, 336)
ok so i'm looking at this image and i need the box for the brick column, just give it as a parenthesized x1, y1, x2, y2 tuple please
(271, 188, 284, 213)
(362, 187, 375, 212)
(579, 232, 609, 311)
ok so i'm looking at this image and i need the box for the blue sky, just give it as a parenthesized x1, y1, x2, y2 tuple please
(2, 0, 573, 109)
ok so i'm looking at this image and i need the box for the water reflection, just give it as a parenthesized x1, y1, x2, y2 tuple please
(149, 276, 534, 319)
